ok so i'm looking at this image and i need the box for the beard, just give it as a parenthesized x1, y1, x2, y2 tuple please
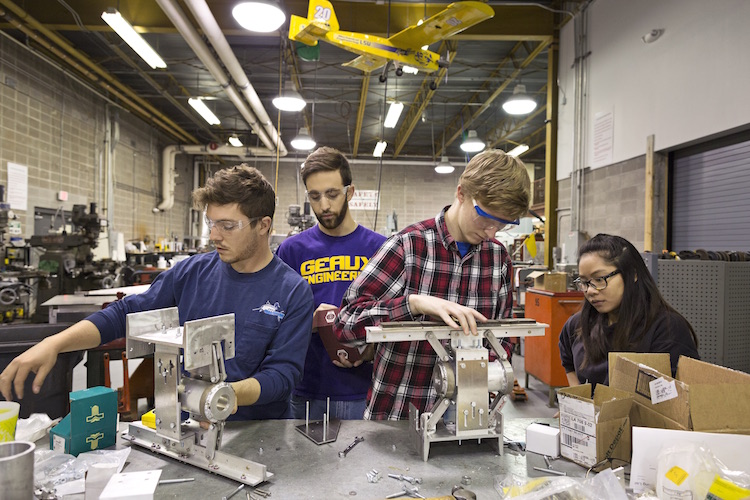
(315, 200, 349, 230)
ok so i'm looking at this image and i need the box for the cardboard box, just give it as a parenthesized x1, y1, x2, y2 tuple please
(609, 354, 750, 433)
(557, 384, 633, 468)
(50, 386, 118, 456)
(528, 271, 567, 293)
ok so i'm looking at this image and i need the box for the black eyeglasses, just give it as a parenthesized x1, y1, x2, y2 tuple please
(306, 185, 350, 203)
(573, 269, 621, 291)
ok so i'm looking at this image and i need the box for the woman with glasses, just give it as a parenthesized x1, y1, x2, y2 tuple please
(559, 233, 699, 390)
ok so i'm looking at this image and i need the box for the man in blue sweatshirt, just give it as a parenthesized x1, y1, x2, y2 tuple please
(0, 165, 314, 420)
(277, 147, 386, 419)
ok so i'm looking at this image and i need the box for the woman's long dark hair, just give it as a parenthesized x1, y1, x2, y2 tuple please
(576, 234, 697, 368)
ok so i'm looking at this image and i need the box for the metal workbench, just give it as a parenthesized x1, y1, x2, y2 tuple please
(59, 417, 585, 499)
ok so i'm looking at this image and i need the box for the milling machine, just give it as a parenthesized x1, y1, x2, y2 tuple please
(29, 203, 119, 309)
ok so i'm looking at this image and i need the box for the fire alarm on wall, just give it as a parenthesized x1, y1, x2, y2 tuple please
(57, 190, 68, 201)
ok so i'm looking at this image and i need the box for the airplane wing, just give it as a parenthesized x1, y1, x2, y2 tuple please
(342, 54, 389, 73)
(389, 1, 494, 49)
(289, 14, 330, 46)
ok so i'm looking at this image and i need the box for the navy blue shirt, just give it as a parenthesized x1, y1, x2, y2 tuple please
(88, 252, 314, 419)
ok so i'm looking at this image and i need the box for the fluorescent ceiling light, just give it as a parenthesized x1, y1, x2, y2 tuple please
(232, 1, 286, 33)
(373, 141, 387, 157)
(188, 98, 221, 125)
(507, 144, 530, 157)
(384, 101, 404, 129)
(228, 135, 243, 147)
(502, 84, 537, 115)
(273, 81, 306, 112)
(101, 9, 166, 69)
(434, 156, 455, 174)
(291, 128, 316, 151)
(460, 130, 485, 153)
(402, 66, 419, 75)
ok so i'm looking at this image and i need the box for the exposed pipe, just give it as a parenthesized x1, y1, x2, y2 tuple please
(156, 0, 286, 155)
(156, 144, 277, 211)
(183, 0, 287, 156)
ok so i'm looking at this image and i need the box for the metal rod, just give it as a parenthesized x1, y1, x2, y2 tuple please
(159, 478, 196, 484)
(533, 466, 566, 476)
(222, 484, 245, 500)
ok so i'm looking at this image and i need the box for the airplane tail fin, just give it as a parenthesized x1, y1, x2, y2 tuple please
(307, 0, 339, 32)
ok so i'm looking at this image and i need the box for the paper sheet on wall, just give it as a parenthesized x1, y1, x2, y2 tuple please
(592, 110, 614, 168)
(7, 162, 28, 211)
(350, 189, 380, 210)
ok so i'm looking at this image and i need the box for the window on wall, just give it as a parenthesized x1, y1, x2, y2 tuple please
(669, 131, 750, 252)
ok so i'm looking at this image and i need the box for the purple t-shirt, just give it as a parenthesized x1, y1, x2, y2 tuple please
(277, 224, 386, 400)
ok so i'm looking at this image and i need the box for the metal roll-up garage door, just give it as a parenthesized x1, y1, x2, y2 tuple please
(671, 133, 750, 251)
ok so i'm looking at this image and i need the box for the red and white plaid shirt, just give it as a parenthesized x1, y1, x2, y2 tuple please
(335, 207, 514, 420)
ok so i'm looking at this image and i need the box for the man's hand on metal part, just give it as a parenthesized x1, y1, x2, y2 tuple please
(333, 344, 374, 369)
(199, 388, 238, 430)
(0, 340, 59, 401)
(408, 294, 488, 336)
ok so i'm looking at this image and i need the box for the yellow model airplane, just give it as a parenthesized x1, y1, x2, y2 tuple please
(290, 0, 494, 81)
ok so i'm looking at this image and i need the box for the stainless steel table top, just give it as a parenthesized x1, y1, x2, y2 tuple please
(60, 417, 584, 499)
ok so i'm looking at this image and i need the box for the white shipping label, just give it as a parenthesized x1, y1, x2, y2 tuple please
(559, 425, 597, 467)
(649, 377, 678, 404)
(558, 394, 597, 467)
(52, 434, 66, 453)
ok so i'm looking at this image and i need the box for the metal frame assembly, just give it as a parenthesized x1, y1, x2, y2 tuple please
(366, 319, 546, 461)
(121, 307, 272, 486)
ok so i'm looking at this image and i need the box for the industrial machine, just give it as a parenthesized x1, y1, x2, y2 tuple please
(365, 319, 546, 461)
(121, 307, 272, 486)
(286, 202, 315, 235)
(30, 203, 119, 308)
(0, 185, 49, 321)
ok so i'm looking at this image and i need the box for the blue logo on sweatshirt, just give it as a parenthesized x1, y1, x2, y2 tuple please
(254, 301, 285, 321)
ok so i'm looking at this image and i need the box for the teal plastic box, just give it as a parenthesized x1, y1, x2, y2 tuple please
(50, 386, 118, 456)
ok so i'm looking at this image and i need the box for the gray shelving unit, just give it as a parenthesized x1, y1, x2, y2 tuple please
(657, 260, 750, 373)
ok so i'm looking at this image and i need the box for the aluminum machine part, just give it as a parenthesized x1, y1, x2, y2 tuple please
(121, 307, 273, 486)
(366, 319, 547, 461)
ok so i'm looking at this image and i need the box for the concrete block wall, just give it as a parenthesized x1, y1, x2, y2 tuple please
(0, 37, 191, 247)
(557, 155, 647, 251)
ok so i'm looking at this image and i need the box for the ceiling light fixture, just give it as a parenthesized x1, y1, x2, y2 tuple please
(384, 101, 404, 129)
(507, 144, 530, 157)
(373, 140, 387, 158)
(188, 97, 221, 125)
(101, 9, 166, 69)
(291, 127, 316, 151)
(228, 135, 243, 147)
(502, 84, 537, 115)
(232, 1, 286, 33)
(434, 156, 455, 174)
(460, 130, 485, 153)
(273, 81, 306, 112)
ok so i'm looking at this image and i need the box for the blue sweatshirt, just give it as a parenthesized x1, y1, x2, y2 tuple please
(87, 251, 314, 420)
(277, 224, 386, 401)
